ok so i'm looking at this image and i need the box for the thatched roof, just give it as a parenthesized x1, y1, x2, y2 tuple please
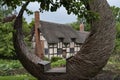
(76, 31, 90, 44)
(39, 21, 89, 44)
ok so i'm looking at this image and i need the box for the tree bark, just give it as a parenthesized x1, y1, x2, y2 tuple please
(13, 0, 115, 80)
(0, 15, 16, 23)
(67, 0, 115, 79)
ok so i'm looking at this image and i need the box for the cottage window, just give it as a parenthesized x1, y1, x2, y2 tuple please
(48, 44, 54, 55)
(48, 44, 58, 58)
(62, 43, 68, 52)
(53, 44, 58, 57)
(70, 42, 74, 48)
(49, 48, 53, 54)
(45, 48, 49, 55)
(58, 38, 64, 48)
(57, 48, 62, 55)
(74, 43, 81, 54)
(71, 38, 76, 42)
(59, 38, 64, 42)
(58, 42, 63, 48)
(70, 48, 74, 53)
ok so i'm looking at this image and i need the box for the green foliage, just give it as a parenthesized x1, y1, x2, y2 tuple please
(70, 21, 80, 30)
(39, 0, 99, 22)
(111, 6, 120, 22)
(70, 17, 91, 31)
(0, 0, 99, 22)
(50, 57, 66, 68)
(0, 0, 22, 9)
(0, 60, 23, 76)
(114, 22, 120, 55)
(71, 6, 120, 31)
(23, 18, 32, 36)
(0, 1, 13, 19)
(51, 59, 66, 68)
(111, 6, 120, 55)
(104, 54, 120, 71)
(23, 18, 33, 47)
(0, 3, 15, 58)
(51, 56, 63, 63)
(0, 75, 36, 80)
(0, 20, 32, 58)
(0, 59, 66, 76)
(0, 22, 15, 57)
(0, 60, 22, 70)
(0, 3, 32, 58)
(114, 39, 120, 54)
(71, 21, 91, 31)
(43, 57, 50, 61)
(116, 22, 120, 38)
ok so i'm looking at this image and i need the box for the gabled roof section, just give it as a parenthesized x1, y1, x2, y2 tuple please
(76, 31, 90, 44)
(40, 21, 79, 44)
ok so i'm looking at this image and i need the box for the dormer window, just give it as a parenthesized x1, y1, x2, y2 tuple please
(71, 38, 76, 42)
(58, 38, 64, 49)
(59, 38, 64, 42)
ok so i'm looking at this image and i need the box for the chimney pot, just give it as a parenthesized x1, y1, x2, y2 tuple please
(35, 11, 40, 26)
(80, 23, 84, 32)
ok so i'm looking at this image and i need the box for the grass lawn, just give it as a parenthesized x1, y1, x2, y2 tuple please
(0, 55, 120, 80)
(104, 54, 120, 71)
(0, 75, 37, 80)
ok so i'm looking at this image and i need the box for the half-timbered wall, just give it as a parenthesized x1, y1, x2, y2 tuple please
(32, 33, 81, 59)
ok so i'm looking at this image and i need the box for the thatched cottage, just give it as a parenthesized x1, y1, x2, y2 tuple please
(31, 11, 89, 59)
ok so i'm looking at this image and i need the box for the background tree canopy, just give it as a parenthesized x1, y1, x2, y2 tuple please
(0, 1, 32, 59)
(0, 0, 99, 23)
(71, 6, 120, 30)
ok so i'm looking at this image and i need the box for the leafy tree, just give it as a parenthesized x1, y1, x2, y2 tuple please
(70, 17, 91, 31)
(0, 22, 15, 58)
(110, 6, 120, 54)
(0, 19, 31, 59)
(116, 22, 120, 38)
(0, 1, 15, 59)
(0, 1, 13, 19)
(0, 0, 99, 22)
(111, 6, 120, 22)
(0, 2, 32, 59)
(114, 22, 120, 54)
(71, 6, 120, 32)
(23, 18, 33, 47)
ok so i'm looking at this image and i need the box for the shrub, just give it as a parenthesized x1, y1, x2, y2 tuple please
(0, 60, 24, 76)
(0, 74, 36, 80)
(51, 59, 66, 68)
(51, 57, 63, 63)
(43, 57, 49, 61)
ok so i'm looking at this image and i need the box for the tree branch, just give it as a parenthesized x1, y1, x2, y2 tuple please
(17, 1, 30, 18)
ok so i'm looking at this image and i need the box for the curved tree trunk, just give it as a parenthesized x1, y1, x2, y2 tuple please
(13, 0, 115, 80)
(67, 0, 115, 79)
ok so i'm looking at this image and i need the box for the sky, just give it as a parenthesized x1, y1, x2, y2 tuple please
(17, 0, 120, 24)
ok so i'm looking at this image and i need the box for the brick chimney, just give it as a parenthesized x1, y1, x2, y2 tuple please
(79, 23, 84, 32)
(34, 11, 44, 59)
